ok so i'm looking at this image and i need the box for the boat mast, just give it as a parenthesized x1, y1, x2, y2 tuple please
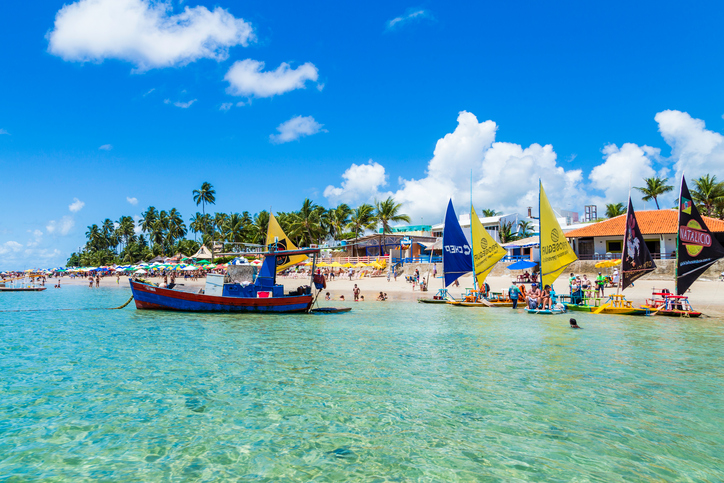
(675, 175, 683, 295)
(470, 171, 478, 293)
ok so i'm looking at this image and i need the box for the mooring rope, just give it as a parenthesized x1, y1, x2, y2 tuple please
(0, 295, 134, 313)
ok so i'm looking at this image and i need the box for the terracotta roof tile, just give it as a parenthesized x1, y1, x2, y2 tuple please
(565, 209, 724, 238)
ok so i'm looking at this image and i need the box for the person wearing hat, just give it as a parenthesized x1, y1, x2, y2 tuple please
(595, 272, 606, 297)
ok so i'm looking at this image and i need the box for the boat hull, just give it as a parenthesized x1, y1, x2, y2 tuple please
(0, 287, 47, 292)
(447, 301, 514, 307)
(524, 308, 566, 315)
(418, 298, 449, 304)
(130, 281, 312, 313)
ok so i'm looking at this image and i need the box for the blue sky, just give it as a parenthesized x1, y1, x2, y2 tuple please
(2, 0, 724, 269)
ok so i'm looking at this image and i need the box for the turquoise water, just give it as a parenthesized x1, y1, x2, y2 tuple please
(2, 287, 724, 482)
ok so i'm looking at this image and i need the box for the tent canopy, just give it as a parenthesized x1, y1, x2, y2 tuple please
(191, 245, 213, 260)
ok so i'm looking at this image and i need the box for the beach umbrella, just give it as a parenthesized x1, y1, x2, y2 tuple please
(354, 262, 368, 268)
(135, 269, 147, 274)
(506, 260, 537, 271)
(330, 261, 343, 267)
(183, 265, 198, 271)
(343, 262, 353, 268)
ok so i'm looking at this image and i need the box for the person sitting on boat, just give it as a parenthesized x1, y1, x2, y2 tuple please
(527, 284, 540, 309)
(540, 285, 552, 310)
(581, 275, 591, 290)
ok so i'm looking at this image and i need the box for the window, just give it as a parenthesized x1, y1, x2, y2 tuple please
(606, 240, 622, 253)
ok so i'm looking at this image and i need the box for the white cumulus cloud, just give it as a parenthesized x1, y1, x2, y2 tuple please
(127, 196, 138, 205)
(324, 161, 388, 205)
(225, 59, 319, 98)
(47, 0, 254, 71)
(270, 115, 326, 144)
(69, 198, 85, 212)
(655, 109, 724, 183)
(324, 111, 585, 223)
(219, 102, 233, 111)
(588, 143, 662, 206)
(99, 143, 112, 150)
(0, 129, 9, 135)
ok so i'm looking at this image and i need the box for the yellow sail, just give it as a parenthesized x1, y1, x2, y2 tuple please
(539, 181, 578, 288)
(471, 205, 507, 287)
(266, 213, 308, 272)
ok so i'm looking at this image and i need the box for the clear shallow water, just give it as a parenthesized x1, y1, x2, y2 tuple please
(1, 287, 724, 482)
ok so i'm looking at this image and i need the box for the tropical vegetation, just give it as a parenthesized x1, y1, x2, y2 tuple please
(634, 176, 673, 210)
(68, 183, 412, 266)
(605, 202, 626, 218)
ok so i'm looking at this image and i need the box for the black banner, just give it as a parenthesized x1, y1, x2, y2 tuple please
(676, 176, 724, 294)
(622, 197, 656, 290)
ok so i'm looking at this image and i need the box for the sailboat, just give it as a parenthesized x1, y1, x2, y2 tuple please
(447, 205, 511, 307)
(419, 200, 472, 304)
(641, 175, 724, 316)
(525, 181, 578, 314)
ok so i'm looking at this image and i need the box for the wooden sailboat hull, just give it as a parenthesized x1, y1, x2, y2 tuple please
(418, 298, 449, 304)
(447, 301, 514, 307)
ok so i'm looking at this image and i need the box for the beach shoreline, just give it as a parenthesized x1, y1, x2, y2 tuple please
(38, 272, 724, 316)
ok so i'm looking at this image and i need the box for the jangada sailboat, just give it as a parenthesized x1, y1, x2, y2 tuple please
(419, 200, 472, 304)
(447, 205, 512, 307)
(525, 181, 578, 314)
(640, 176, 724, 317)
(565, 197, 653, 315)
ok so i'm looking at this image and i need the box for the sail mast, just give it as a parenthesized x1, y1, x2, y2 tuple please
(470, 171, 477, 292)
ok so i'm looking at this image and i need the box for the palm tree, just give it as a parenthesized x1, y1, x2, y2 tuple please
(116, 215, 135, 252)
(140, 206, 157, 234)
(252, 211, 270, 244)
(327, 204, 352, 239)
(223, 213, 246, 244)
(289, 199, 322, 247)
(167, 208, 186, 247)
(605, 202, 626, 218)
(347, 204, 377, 257)
(374, 197, 411, 255)
(193, 182, 216, 256)
(482, 209, 500, 217)
(189, 212, 205, 241)
(518, 220, 533, 238)
(634, 176, 673, 209)
(192, 182, 216, 215)
(499, 221, 518, 243)
(85, 224, 103, 251)
(691, 174, 724, 217)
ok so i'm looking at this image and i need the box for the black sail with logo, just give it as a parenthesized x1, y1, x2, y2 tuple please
(677, 176, 724, 295)
(621, 197, 656, 290)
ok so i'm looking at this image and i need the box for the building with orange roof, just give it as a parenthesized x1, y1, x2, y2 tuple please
(564, 209, 724, 260)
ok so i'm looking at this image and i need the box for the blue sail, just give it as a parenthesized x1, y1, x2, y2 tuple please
(442, 199, 473, 286)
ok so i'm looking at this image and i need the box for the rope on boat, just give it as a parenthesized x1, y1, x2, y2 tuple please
(0, 295, 134, 313)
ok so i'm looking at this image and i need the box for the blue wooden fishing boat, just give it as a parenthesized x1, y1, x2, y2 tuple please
(129, 248, 322, 313)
